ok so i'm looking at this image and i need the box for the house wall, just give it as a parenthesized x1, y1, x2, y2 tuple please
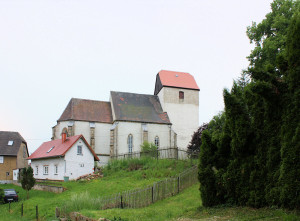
(31, 158, 65, 180)
(54, 121, 111, 165)
(158, 87, 199, 149)
(16, 142, 28, 169)
(64, 138, 95, 180)
(31, 138, 95, 180)
(0, 156, 16, 180)
(114, 122, 172, 155)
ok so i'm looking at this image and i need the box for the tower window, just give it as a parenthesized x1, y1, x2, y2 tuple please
(179, 91, 184, 100)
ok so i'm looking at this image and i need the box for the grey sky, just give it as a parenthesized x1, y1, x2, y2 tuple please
(0, 0, 272, 154)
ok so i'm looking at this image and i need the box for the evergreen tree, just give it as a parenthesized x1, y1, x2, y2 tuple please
(21, 167, 36, 199)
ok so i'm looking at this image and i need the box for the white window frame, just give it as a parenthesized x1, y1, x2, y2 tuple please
(35, 166, 38, 175)
(77, 145, 82, 155)
(43, 165, 49, 175)
(128, 134, 133, 153)
(0, 156, 3, 164)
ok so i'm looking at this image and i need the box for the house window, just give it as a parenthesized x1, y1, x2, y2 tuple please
(35, 166, 38, 175)
(179, 91, 184, 100)
(43, 166, 48, 175)
(8, 140, 14, 146)
(128, 134, 133, 153)
(155, 136, 160, 148)
(0, 156, 3, 164)
(77, 146, 82, 155)
(54, 165, 58, 174)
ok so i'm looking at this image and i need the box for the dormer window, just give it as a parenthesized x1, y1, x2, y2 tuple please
(8, 141, 13, 146)
(179, 91, 184, 100)
(47, 146, 55, 153)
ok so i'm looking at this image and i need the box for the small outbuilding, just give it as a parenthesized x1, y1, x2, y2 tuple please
(28, 133, 99, 181)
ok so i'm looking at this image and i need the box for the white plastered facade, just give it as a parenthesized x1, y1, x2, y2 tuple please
(31, 138, 95, 180)
(157, 87, 199, 149)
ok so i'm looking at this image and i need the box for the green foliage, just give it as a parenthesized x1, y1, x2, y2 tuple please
(199, 0, 300, 209)
(187, 123, 208, 156)
(0, 189, 4, 204)
(20, 166, 36, 199)
(140, 141, 159, 158)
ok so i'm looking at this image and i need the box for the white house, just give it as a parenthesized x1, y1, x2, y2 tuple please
(52, 70, 200, 165)
(28, 134, 99, 181)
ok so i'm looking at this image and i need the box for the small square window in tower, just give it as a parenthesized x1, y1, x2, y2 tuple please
(179, 91, 184, 100)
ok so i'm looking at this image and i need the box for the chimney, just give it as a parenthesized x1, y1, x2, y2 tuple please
(62, 132, 67, 143)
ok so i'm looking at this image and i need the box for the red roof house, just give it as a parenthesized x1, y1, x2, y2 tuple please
(28, 134, 99, 181)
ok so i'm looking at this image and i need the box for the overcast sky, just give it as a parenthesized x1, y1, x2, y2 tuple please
(0, 0, 272, 154)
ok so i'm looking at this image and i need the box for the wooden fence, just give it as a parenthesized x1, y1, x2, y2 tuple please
(57, 165, 198, 219)
(111, 147, 198, 161)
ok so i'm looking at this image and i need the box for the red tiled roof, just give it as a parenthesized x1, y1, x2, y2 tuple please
(158, 70, 199, 90)
(28, 135, 99, 161)
(58, 98, 113, 123)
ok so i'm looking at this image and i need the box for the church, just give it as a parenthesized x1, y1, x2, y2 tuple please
(51, 70, 199, 165)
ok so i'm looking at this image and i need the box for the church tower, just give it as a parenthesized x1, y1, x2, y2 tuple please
(154, 70, 199, 149)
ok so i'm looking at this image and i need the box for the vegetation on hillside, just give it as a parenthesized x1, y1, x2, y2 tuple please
(0, 158, 193, 220)
(198, 0, 300, 209)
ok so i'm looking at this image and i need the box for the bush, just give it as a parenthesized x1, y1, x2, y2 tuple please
(0, 189, 4, 204)
(140, 141, 158, 158)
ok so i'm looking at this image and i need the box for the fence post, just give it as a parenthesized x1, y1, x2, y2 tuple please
(36, 205, 38, 221)
(177, 176, 180, 194)
(21, 203, 23, 217)
(157, 149, 159, 161)
(120, 195, 123, 209)
(55, 207, 60, 218)
(151, 186, 154, 203)
(9, 202, 10, 212)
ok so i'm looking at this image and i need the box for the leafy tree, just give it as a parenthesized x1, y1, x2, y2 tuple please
(140, 141, 158, 158)
(187, 123, 208, 157)
(21, 167, 36, 199)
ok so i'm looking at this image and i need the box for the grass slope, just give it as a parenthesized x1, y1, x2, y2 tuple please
(81, 184, 300, 221)
(0, 158, 194, 220)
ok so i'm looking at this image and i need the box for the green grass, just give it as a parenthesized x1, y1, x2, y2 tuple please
(0, 158, 194, 220)
(81, 185, 300, 221)
(1, 157, 299, 221)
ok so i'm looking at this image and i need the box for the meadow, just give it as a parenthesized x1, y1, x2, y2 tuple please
(0, 158, 299, 221)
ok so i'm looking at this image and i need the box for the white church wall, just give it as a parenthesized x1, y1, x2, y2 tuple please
(158, 87, 199, 149)
(115, 122, 172, 154)
(147, 124, 171, 149)
(116, 122, 142, 154)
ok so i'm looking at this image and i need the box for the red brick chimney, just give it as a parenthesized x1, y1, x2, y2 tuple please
(62, 132, 67, 143)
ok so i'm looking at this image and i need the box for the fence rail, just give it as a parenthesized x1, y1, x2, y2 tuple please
(111, 147, 199, 161)
(58, 165, 198, 218)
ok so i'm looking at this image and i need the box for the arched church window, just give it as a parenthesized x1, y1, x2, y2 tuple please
(155, 136, 160, 148)
(128, 134, 133, 153)
(179, 91, 184, 100)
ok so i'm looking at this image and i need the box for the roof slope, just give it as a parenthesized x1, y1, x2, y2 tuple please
(154, 70, 199, 95)
(110, 91, 171, 124)
(58, 98, 113, 123)
(0, 131, 27, 156)
(28, 135, 99, 161)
